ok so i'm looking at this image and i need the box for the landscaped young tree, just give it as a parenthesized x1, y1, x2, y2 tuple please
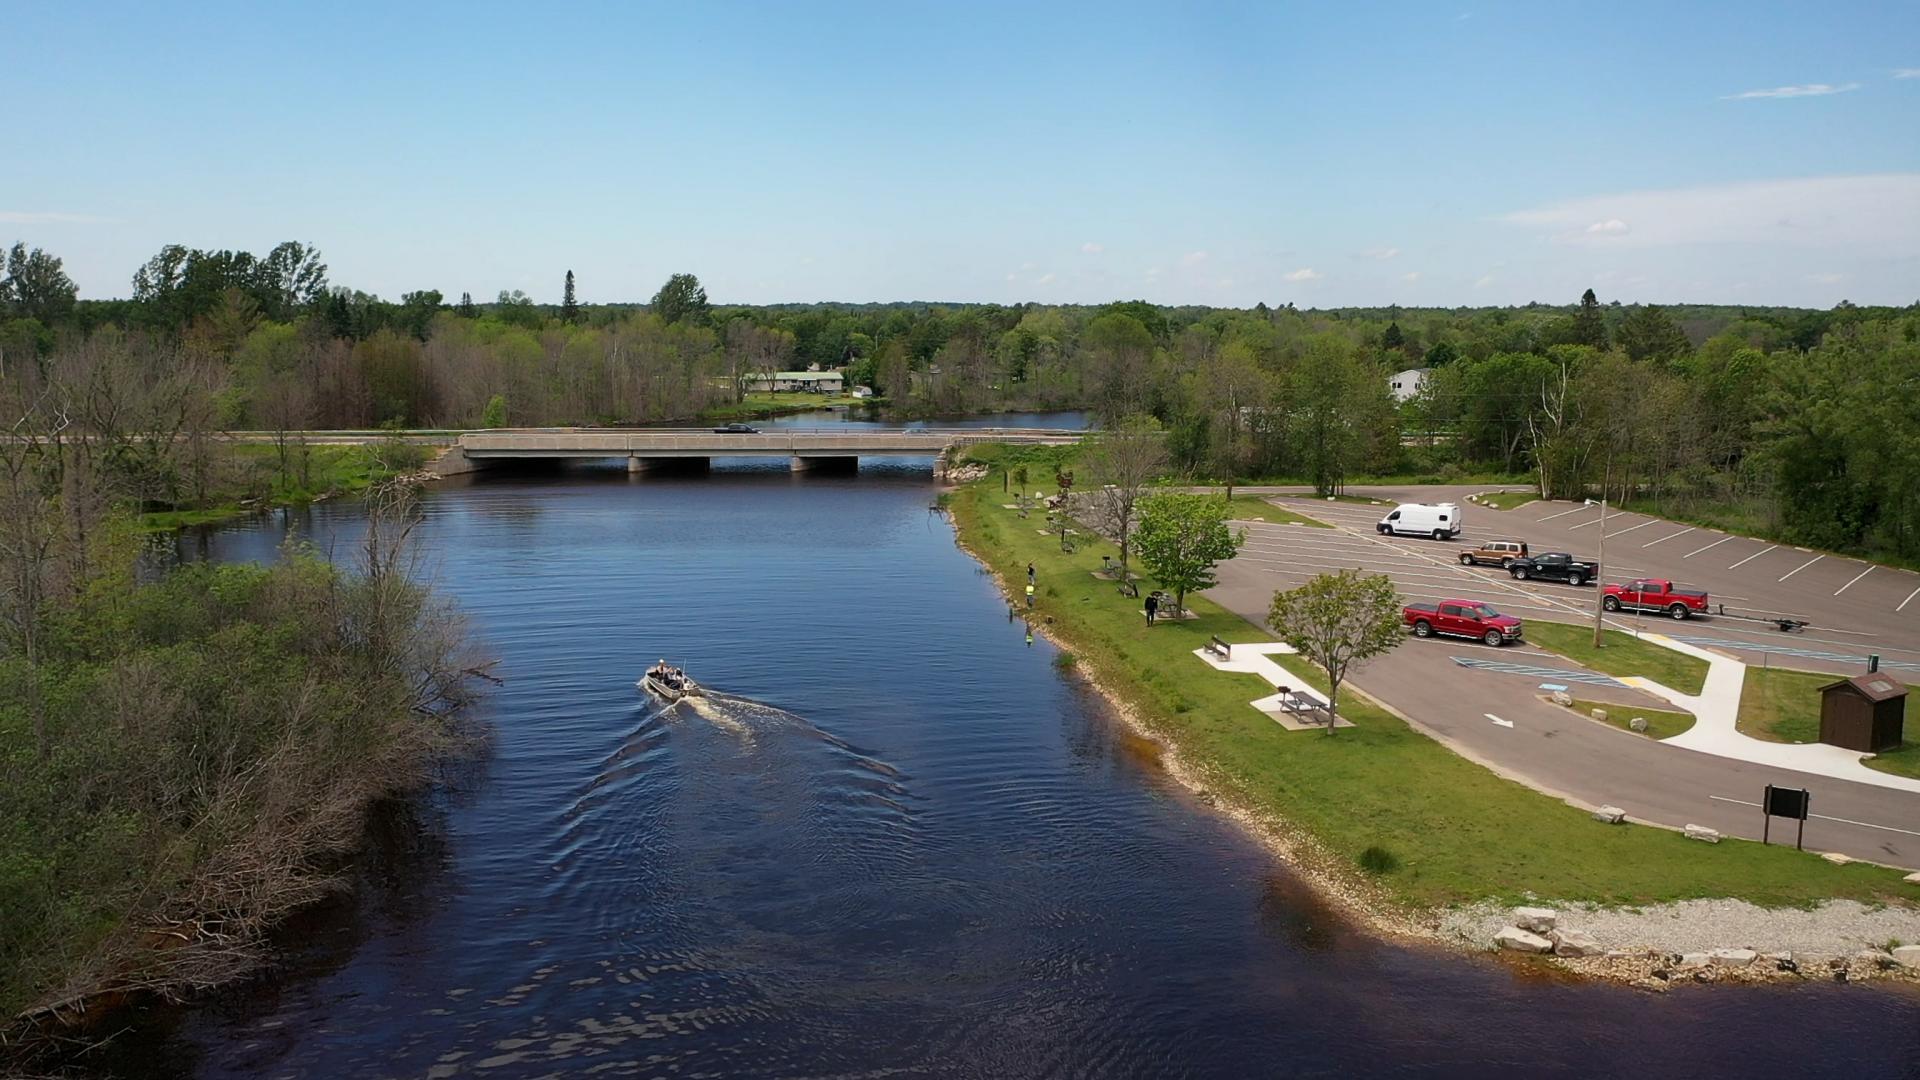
(1266, 569, 1403, 736)
(1134, 491, 1244, 615)
(1081, 414, 1168, 577)
(1053, 468, 1075, 551)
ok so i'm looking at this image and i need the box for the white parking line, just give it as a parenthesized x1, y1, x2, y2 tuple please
(1684, 535, 1735, 558)
(1567, 515, 1608, 530)
(1709, 796, 1920, 838)
(1900, 586, 1920, 613)
(1642, 527, 1694, 548)
(1778, 555, 1823, 582)
(1539, 505, 1591, 522)
(1604, 520, 1658, 539)
(1834, 566, 1873, 597)
(1728, 546, 1774, 570)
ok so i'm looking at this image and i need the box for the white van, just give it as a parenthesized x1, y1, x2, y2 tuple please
(1377, 502, 1462, 540)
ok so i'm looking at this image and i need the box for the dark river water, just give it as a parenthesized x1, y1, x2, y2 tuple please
(88, 433, 1920, 1078)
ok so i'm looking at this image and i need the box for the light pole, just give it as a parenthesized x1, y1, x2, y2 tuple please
(1590, 495, 1608, 648)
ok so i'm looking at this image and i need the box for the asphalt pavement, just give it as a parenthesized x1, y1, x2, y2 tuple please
(1206, 487, 1920, 869)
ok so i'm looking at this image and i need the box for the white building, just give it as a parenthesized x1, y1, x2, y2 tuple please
(1389, 367, 1429, 403)
(744, 370, 845, 394)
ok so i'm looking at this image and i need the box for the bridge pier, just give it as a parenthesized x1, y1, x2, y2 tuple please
(790, 455, 858, 474)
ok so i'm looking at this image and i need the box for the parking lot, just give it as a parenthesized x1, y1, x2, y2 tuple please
(1204, 487, 1920, 867)
(1268, 490, 1920, 676)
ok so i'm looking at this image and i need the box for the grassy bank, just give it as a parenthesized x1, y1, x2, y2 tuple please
(950, 471, 1908, 911)
(1566, 698, 1697, 740)
(1224, 496, 1332, 527)
(698, 391, 876, 422)
(1739, 667, 1920, 779)
(1525, 621, 1710, 696)
(140, 441, 428, 532)
(1477, 490, 1540, 511)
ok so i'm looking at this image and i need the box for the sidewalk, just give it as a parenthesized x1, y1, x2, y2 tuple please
(1632, 634, 1920, 794)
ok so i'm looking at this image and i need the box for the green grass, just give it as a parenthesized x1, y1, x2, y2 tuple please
(700, 391, 875, 421)
(953, 474, 1910, 910)
(1525, 621, 1709, 696)
(1477, 490, 1540, 511)
(1223, 496, 1332, 527)
(1566, 698, 1697, 740)
(1739, 667, 1920, 779)
(139, 443, 422, 532)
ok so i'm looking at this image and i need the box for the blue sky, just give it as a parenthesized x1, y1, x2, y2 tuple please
(3, 1, 1917, 307)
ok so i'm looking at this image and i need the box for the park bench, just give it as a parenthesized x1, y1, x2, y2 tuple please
(1204, 636, 1232, 661)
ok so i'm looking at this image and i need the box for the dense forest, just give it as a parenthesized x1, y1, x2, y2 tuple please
(2, 239, 1917, 560)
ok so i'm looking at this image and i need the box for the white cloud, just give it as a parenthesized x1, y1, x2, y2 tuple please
(1499, 175, 1920, 256)
(1474, 274, 1496, 289)
(1282, 267, 1322, 282)
(1721, 82, 1859, 100)
(1401, 271, 1423, 282)
(1179, 250, 1209, 267)
(1585, 218, 1631, 235)
(1080, 242, 1104, 255)
(1358, 246, 1400, 260)
(0, 210, 113, 224)
(1894, 68, 1920, 79)
(1005, 272, 1017, 282)
(1036, 272, 1057, 285)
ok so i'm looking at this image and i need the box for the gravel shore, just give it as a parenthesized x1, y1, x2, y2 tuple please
(1438, 897, 1920, 958)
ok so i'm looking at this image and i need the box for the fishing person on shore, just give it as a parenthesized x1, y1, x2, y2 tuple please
(1025, 582, 1035, 609)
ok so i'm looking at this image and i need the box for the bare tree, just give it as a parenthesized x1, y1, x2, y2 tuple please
(1080, 414, 1168, 579)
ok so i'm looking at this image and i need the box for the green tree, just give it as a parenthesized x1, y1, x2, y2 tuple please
(561, 270, 579, 324)
(1266, 570, 1403, 736)
(1134, 492, 1245, 614)
(1571, 288, 1608, 349)
(480, 394, 508, 429)
(651, 273, 709, 325)
(456, 291, 477, 318)
(1614, 304, 1690, 364)
(1082, 415, 1169, 578)
(3, 242, 78, 325)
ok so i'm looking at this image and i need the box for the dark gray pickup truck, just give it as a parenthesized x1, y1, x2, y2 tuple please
(1507, 552, 1599, 586)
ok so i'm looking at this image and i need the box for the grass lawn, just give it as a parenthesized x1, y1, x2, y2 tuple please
(1567, 698, 1697, 740)
(1740, 667, 1920, 780)
(952, 474, 1909, 910)
(701, 391, 873, 420)
(1525, 621, 1709, 696)
(1477, 490, 1540, 511)
(140, 443, 422, 532)
(1224, 496, 1332, 528)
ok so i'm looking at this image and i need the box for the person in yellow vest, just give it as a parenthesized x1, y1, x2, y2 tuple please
(1024, 582, 1035, 608)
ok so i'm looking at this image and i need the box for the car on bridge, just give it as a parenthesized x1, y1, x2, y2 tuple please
(1507, 551, 1599, 586)
(712, 423, 761, 434)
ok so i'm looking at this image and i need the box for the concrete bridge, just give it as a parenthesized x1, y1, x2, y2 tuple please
(439, 427, 1084, 474)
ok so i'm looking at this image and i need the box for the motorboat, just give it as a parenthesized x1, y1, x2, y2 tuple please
(639, 662, 701, 702)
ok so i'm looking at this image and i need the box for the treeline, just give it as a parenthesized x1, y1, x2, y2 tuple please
(4, 239, 1917, 558)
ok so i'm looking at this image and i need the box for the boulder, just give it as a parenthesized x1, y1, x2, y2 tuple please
(1708, 948, 1756, 968)
(1513, 906, 1558, 933)
(1855, 948, 1894, 967)
(1591, 805, 1627, 824)
(1684, 824, 1721, 843)
(1675, 953, 1710, 970)
(1903, 871, 1920, 885)
(1550, 928, 1604, 957)
(1590, 707, 1609, 723)
(1550, 690, 1573, 706)
(1629, 717, 1649, 733)
(1892, 945, 1920, 968)
(1494, 926, 1553, 954)
(1821, 852, 1853, 866)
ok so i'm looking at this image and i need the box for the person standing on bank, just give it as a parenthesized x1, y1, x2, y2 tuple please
(1144, 592, 1159, 626)
(1027, 562, 1036, 586)
(1025, 582, 1036, 609)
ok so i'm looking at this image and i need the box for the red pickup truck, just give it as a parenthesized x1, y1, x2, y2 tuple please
(1602, 579, 1709, 619)
(1404, 600, 1524, 646)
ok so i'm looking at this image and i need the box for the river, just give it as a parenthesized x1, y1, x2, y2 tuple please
(93, 427, 1920, 1078)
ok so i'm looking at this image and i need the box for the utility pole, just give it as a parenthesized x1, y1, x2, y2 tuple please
(1591, 492, 1609, 648)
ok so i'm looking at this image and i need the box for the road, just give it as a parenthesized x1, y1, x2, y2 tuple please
(1206, 486, 1920, 869)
